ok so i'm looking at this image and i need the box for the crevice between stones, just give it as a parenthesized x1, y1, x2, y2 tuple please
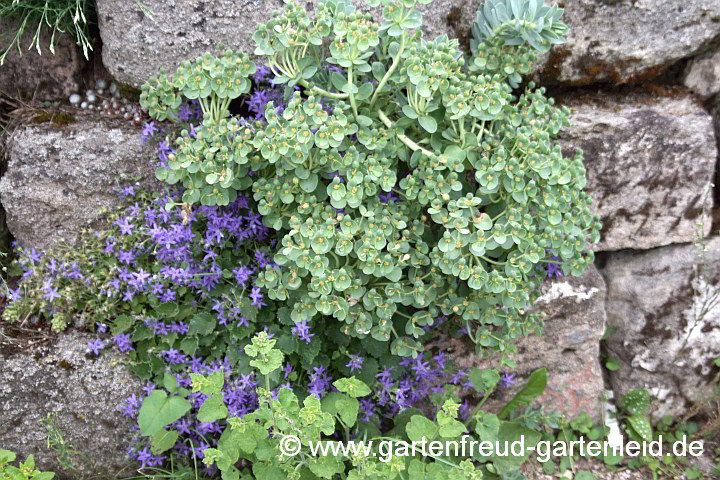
(0, 93, 14, 253)
(76, 7, 111, 95)
(594, 237, 715, 261)
(594, 253, 615, 398)
(540, 28, 720, 108)
(708, 92, 720, 232)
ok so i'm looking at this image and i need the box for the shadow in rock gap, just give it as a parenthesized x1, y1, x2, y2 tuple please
(709, 93, 720, 233)
(0, 93, 14, 254)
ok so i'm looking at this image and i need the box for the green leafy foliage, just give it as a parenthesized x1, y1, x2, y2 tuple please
(137, 390, 192, 436)
(605, 357, 621, 371)
(471, 0, 569, 53)
(140, 48, 256, 206)
(140, 0, 599, 361)
(620, 389, 650, 417)
(244, 331, 285, 374)
(469, 367, 500, 392)
(189, 335, 489, 480)
(535, 390, 713, 480)
(499, 368, 547, 419)
(0, 450, 55, 480)
(2, 189, 272, 381)
(618, 388, 654, 446)
(574, 472, 596, 480)
(141, 49, 254, 122)
(332, 376, 371, 397)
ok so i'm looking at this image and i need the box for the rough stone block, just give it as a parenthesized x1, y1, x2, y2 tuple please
(533, 0, 720, 86)
(0, 330, 142, 477)
(0, 18, 83, 101)
(95, 0, 480, 87)
(603, 237, 720, 420)
(684, 46, 720, 98)
(0, 113, 157, 251)
(558, 93, 715, 251)
(444, 267, 607, 422)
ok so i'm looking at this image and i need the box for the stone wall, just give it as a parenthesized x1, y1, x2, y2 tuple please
(1, 0, 720, 473)
(557, 92, 715, 251)
(0, 331, 142, 478)
(0, 114, 159, 250)
(604, 239, 720, 420)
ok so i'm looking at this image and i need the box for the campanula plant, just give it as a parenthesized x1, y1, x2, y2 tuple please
(159, 333, 485, 480)
(139, 0, 601, 364)
(134, 333, 562, 479)
(2, 188, 276, 380)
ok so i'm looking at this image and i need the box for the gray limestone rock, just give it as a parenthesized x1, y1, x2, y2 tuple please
(684, 46, 720, 98)
(443, 267, 607, 422)
(534, 0, 720, 86)
(0, 113, 157, 251)
(95, 0, 479, 87)
(603, 237, 720, 421)
(0, 330, 142, 477)
(710, 84, 720, 172)
(558, 93, 715, 252)
(93, 0, 720, 88)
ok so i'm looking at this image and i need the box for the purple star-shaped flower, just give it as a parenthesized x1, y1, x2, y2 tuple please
(28, 248, 42, 263)
(252, 65, 272, 83)
(162, 349, 189, 365)
(308, 366, 332, 398)
(142, 381, 155, 396)
(232, 265, 254, 287)
(87, 338, 108, 355)
(500, 373, 517, 388)
(114, 333, 133, 352)
(174, 104, 192, 122)
(346, 354, 365, 372)
(43, 286, 61, 301)
(379, 191, 400, 203)
(141, 121, 158, 142)
(130, 268, 151, 288)
(8, 286, 22, 302)
(255, 251, 270, 268)
(547, 255, 564, 278)
(249, 286, 266, 308)
(291, 320, 315, 343)
(114, 217, 134, 235)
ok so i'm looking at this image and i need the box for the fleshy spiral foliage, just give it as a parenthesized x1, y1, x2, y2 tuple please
(0, 0, 606, 478)
(470, 0, 568, 87)
(471, 0, 569, 52)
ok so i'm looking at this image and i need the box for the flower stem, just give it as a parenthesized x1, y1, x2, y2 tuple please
(377, 109, 437, 161)
(348, 63, 359, 117)
(480, 255, 505, 265)
(370, 33, 406, 108)
(297, 79, 349, 99)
